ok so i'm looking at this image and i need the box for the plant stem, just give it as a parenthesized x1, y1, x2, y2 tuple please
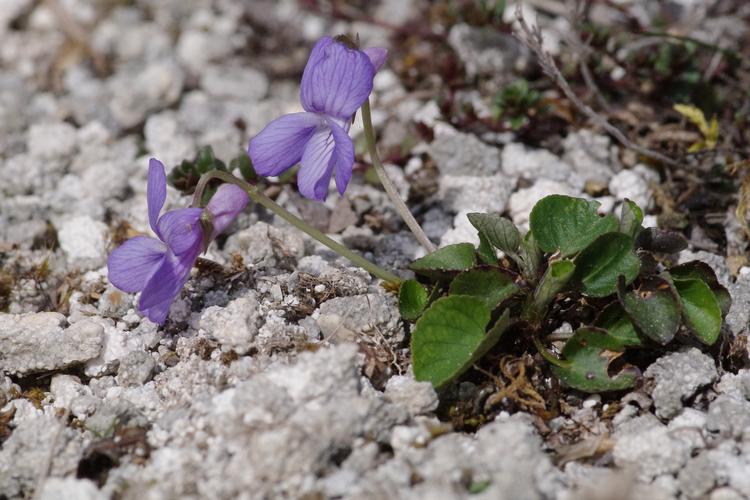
(532, 331, 570, 368)
(360, 98, 437, 253)
(192, 170, 402, 284)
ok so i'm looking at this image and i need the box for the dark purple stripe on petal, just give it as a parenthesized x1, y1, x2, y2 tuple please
(300, 39, 375, 119)
(328, 119, 355, 195)
(298, 126, 337, 200)
(300, 36, 334, 113)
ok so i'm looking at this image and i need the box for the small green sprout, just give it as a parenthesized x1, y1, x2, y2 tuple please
(168, 146, 259, 205)
(491, 79, 542, 129)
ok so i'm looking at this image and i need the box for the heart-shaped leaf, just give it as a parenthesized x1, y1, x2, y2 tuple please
(673, 278, 722, 345)
(668, 261, 731, 316)
(529, 195, 618, 257)
(573, 233, 640, 297)
(449, 268, 519, 310)
(399, 279, 429, 321)
(467, 213, 521, 255)
(412, 296, 511, 389)
(619, 199, 644, 238)
(618, 276, 682, 344)
(551, 327, 639, 392)
(595, 302, 643, 347)
(410, 243, 477, 279)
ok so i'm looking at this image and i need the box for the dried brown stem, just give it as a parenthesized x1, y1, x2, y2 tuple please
(513, 3, 680, 168)
(565, 0, 611, 111)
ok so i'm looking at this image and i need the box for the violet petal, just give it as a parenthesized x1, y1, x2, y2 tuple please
(156, 207, 204, 255)
(300, 36, 334, 113)
(363, 47, 388, 71)
(107, 236, 167, 293)
(328, 120, 355, 195)
(298, 121, 355, 201)
(299, 39, 375, 119)
(138, 243, 201, 324)
(248, 112, 322, 177)
(205, 184, 249, 238)
(147, 158, 167, 237)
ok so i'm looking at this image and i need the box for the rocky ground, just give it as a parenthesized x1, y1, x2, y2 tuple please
(2, 0, 750, 499)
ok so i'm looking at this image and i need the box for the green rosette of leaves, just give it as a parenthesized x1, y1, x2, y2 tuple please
(402, 195, 730, 393)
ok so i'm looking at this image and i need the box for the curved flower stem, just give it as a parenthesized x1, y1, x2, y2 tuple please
(360, 98, 437, 253)
(192, 170, 402, 284)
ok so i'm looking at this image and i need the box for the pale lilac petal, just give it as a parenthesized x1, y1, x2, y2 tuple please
(298, 127, 336, 201)
(206, 184, 249, 237)
(300, 37, 334, 112)
(147, 158, 167, 236)
(139, 245, 200, 324)
(299, 39, 375, 119)
(363, 47, 388, 71)
(156, 207, 203, 255)
(247, 112, 322, 177)
(107, 236, 167, 293)
(139, 296, 172, 325)
(328, 120, 355, 195)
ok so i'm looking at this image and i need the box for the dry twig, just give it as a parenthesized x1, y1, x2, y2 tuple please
(513, 3, 680, 167)
(565, 0, 611, 111)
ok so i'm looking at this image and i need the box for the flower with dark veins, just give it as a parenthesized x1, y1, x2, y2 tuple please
(248, 36, 387, 201)
(107, 158, 248, 324)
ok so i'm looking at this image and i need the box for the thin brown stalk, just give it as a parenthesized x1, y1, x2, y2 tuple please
(513, 3, 680, 168)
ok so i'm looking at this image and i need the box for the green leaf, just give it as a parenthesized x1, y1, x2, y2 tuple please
(518, 231, 542, 280)
(195, 145, 218, 172)
(619, 199, 644, 238)
(476, 233, 497, 265)
(409, 243, 477, 279)
(467, 213, 520, 255)
(635, 228, 688, 254)
(551, 327, 638, 393)
(167, 146, 230, 203)
(538, 259, 575, 299)
(673, 278, 722, 345)
(573, 233, 640, 297)
(595, 302, 643, 347)
(523, 259, 575, 325)
(468, 480, 492, 494)
(618, 276, 681, 344)
(509, 116, 525, 129)
(668, 261, 731, 315)
(449, 268, 519, 310)
(230, 153, 257, 182)
(399, 280, 429, 321)
(412, 296, 511, 389)
(529, 195, 618, 257)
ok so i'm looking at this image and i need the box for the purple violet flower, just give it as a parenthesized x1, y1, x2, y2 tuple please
(248, 36, 387, 201)
(107, 158, 248, 324)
